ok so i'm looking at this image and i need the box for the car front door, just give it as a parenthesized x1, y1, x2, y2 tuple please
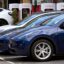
(56, 22, 64, 54)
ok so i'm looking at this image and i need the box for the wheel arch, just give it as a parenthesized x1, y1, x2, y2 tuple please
(0, 18, 8, 24)
(30, 35, 56, 55)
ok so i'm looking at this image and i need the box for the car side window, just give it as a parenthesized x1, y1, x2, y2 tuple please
(40, 18, 52, 26)
(24, 15, 43, 28)
(31, 23, 40, 28)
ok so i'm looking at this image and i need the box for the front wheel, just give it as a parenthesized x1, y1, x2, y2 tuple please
(31, 39, 54, 61)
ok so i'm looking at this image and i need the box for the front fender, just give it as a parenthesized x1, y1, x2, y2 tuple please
(28, 34, 58, 54)
(30, 34, 54, 45)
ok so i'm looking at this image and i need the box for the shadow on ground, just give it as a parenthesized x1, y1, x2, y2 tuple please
(3, 56, 64, 62)
(0, 52, 64, 62)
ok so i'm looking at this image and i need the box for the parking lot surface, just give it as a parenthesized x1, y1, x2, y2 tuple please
(0, 53, 64, 64)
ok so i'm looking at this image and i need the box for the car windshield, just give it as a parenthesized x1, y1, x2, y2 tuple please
(17, 12, 59, 26)
(44, 14, 64, 26)
(17, 14, 38, 25)
(26, 15, 58, 27)
(19, 14, 59, 29)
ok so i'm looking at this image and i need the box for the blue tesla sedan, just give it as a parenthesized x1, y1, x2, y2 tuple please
(0, 14, 58, 53)
(0, 11, 62, 53)
(9, 14, 64, 61)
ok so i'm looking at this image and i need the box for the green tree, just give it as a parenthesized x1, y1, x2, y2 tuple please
(12, 9, 19, 24)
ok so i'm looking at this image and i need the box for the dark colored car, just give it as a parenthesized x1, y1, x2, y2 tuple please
(0, 11, 61, 53)
(9, 14, 64, 61)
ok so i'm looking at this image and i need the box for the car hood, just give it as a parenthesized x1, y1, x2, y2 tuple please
(0, 25, 21, 33)
(0, 25, 32, 39)
(0, 22, 28, 33)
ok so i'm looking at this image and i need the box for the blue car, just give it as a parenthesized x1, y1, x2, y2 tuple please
(0, 12, 60, 53)
(9, 14, 64, 61)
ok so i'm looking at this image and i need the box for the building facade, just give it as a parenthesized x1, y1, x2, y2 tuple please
(0, 0, 64, 21)
(0, 0, 64, 9)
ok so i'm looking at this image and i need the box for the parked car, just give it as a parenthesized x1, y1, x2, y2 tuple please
(0, 13, 58, 53)
(8, 14, 64, 61)
(0, 8, 13, 26)
(0, 11, 62, 53)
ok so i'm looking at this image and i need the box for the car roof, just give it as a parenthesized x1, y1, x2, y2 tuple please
(18, 11, 63, 25)
(32, 15, 58, 24)
(50, 14, 64, 22)
(32, 11, 64, 15)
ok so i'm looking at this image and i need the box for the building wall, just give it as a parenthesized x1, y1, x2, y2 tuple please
(1, 0, 64, 9)
(20, 0, 23, 3)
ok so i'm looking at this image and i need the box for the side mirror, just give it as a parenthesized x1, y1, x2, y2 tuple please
(60, 23, 64, 29)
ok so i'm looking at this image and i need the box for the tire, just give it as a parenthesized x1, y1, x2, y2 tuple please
(31, 39, 54, 61)
(0, 19, 8, 26)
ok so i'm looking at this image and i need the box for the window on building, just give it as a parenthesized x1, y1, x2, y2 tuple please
(23, 0, 30, 3)
(8, 0, 20, 4)
(0, 0, 2, 8)
(4, 0, 8, 9)
(22, 8, 30, 19)
(20, 0, 23, 3)
(0, 0, 8, 9)
(41, 0, 53, 3)
(31, 0, 54, 5)
(58, 0, 64, 2)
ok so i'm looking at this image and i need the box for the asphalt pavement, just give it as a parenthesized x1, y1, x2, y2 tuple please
(0, 53, 64, 64)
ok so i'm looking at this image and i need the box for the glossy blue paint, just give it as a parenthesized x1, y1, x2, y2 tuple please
(9, 14, 64, 56)
(0, 12, 63, 53)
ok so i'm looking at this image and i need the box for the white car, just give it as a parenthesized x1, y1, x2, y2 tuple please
(0, 8, 13, 26)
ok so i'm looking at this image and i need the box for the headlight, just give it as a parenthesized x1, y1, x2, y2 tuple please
(9, 40, 17, 48)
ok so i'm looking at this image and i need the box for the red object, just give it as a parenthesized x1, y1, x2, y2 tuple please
(32, 5, 41, 13)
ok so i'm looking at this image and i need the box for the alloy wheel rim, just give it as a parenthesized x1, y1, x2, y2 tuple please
(34, 42, 52, 60)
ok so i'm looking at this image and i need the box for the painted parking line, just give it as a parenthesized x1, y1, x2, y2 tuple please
(6, 61, 15, 64)
(1, 56, 27, 59)
(0, 56, 27, 64)
(0, 57, 4, 61)
(0, 57, 15, 64)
